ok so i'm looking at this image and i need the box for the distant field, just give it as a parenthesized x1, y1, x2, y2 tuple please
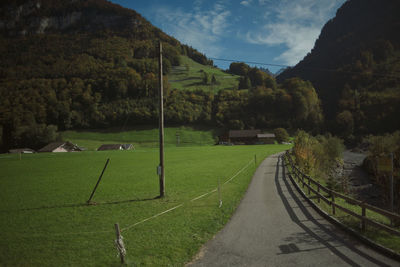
(0, 143, 291, 266)
(62, 126, 217, 150)
(168, 56, 240, 92)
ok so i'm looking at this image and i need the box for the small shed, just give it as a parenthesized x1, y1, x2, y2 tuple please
(122, 144, 134, 150)
(97, 144, 123, 151)
(39, 141, 82, 152)
(9, 148, 35, 154)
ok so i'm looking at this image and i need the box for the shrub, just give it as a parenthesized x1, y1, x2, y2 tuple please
(274, 128, 289, 143)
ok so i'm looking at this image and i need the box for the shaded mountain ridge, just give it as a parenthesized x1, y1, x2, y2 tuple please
(277, 0, 400, 137)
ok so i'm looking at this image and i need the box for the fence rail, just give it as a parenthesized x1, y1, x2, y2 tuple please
(283, 150, 400, 237)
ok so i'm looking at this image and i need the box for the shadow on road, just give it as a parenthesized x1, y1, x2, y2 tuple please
(275, 156, 390, 267)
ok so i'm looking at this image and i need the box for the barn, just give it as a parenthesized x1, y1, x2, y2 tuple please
(38, 141, 82, 152)
(97, 144, 123, 151)
(219, 130, 276, 145)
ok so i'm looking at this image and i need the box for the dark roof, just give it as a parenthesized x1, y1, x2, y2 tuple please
(9, 148, 35, 153)
(229, 130, 261, 138)
(39, 141, 81, 152)
(97, 144, 123, 151)
(39, 142, 66, 152)
(257, 133, 275, 138)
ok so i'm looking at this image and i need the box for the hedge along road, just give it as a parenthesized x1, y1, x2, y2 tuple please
(188, 153, 399, 266)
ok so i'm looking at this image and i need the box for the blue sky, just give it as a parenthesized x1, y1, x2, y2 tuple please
(109, 0, 346, 72)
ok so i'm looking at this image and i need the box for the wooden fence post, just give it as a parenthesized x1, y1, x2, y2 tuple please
(115, 223, 126, 264)
(218, 177, 222, 208)
(307, 176, 311, 195)
(331, 194, 336, 215)
(361, 206, 366, 231)
(317, 184, 320, 203)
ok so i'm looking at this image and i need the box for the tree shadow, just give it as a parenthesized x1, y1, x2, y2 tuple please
(0, 196, 160, 213)
(275, 156, 391, 266)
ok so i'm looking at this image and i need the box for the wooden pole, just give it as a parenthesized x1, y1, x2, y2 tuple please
(114, 223, 126, 264)
(390, 152, 394, 213)
(87, 158, 110, 204)
(361, 206, 366, 231)
(158, 41, 165, 198)
(218, 177, 222, 208)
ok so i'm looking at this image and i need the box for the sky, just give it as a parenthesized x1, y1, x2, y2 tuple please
(109, 0, 346, 73)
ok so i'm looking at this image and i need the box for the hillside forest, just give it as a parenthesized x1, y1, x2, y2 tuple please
(0, 0, 323, 151)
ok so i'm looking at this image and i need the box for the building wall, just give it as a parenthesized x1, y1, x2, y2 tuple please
(53, 147, 68, 152)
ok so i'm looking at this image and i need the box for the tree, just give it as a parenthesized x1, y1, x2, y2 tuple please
(274, 128, 289, 143)
(239, 76, 251, 89)
(229, 62, 249, 76)
(336, 110, 354, 137)
(202, 72, 209, 85)
(211, 74, 217, 85)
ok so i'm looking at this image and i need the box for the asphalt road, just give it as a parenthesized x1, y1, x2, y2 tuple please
(188, 153, 399, 266)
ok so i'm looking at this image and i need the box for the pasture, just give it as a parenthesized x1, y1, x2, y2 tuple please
(168, 56, 240, 93)
(0, 143, 291, 266)
(62, 126, 217, 150)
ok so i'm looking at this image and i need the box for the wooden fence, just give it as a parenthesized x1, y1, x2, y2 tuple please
(283, 150, 400, 237)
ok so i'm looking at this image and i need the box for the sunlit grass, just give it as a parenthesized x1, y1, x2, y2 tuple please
(0, 144, 290, 266)
(168, 56, 240, 92)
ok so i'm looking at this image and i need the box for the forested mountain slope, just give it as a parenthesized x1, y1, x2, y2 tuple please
(277, 0, 400, 137)
(0, 0, 212, 149)
(0, 0, 324, 151)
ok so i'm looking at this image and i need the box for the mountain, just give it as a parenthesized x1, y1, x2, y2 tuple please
(0, 0, 325, 151)
(277, 0, 400, 137)
(0, 0, 214, 150)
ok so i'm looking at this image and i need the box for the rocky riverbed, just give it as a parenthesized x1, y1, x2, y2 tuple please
(342, 150, 384, 208)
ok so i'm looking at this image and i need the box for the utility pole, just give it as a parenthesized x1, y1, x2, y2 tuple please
(158, 41, 165, 198)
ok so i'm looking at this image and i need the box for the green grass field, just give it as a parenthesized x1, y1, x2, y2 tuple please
(0, 140, 291, 266)
(168, 56, 240, 93)
(62, 126, 218, 151)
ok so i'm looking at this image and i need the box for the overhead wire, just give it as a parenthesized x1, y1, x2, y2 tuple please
(209, 57, 400, 79)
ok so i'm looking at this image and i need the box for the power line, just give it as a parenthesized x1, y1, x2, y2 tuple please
(209, 57, 292, 68)
(210, 57, 400, 79)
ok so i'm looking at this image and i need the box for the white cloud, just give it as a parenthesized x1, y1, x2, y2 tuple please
(258, 0, 271, 5)
(244, 0, 345, 65)
(240, 0, 252, 7)
(153, 2, 231, 57)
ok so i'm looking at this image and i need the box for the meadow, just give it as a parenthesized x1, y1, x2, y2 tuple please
(0, 137, 291, 266)
(62, 126, 218, 151)
(168, 56, 240, 93)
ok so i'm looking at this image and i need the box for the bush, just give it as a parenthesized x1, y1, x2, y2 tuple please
(293, 131, 345, 190)
(274, 128, 289, 143)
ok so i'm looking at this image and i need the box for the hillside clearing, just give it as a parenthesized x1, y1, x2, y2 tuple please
(168, 56, 240, 92)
